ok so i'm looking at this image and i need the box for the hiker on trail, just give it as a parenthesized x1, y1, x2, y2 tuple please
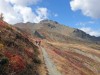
(38, 40, 41, 46)
(35, 40, 41, 46)
(35, 40, 38, 45)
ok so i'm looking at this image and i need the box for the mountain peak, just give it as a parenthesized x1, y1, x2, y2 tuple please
(15, 20, 100, 43)
(40, 19, 58, 24)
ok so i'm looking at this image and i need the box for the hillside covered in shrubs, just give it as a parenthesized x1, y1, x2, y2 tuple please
(0, 20, 41, 75)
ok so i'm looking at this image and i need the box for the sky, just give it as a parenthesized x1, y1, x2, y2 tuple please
(0, 0, 100, 37)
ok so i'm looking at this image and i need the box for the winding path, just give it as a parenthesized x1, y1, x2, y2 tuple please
(41, 47, 62, 75)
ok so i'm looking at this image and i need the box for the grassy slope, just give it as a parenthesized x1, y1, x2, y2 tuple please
(15, 21, 100, 75)
(0, 21, 41, 75)
(42, 41, 100, 75)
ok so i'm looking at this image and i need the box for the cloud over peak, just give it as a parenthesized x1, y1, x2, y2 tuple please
(0, 0, 48, 24)
(80, 27, 100, 37)
(70, 0, 100, 18)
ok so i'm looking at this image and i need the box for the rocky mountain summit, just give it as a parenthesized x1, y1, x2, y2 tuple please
(15, 20, 100, 44)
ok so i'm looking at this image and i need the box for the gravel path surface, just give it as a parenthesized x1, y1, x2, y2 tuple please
(41, 47, 62, 75)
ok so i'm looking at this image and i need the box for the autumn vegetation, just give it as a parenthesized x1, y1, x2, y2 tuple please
(0, 20, 41, 75)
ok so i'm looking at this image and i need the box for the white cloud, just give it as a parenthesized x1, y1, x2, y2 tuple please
(0, 0, 48, 24)
(5, 0, 41, 6)
(35, 8, 48, 22)
(54, 14, 58, 17)
(14, 5, 36, 23)
(80, 27, 100, 37)
(70, 0, 100, 18)
(0, 0, 23, 24)
(76, 21, 95, 26)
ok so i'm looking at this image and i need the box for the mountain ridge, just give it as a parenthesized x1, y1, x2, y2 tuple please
(15, 20, 100, 44)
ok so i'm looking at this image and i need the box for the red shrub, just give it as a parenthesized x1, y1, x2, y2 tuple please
(53, 49, 64, 56)
(4, 51, 13, 58)
(4, 51, 26, 73)
(25, 48, 34, 58)
(0, 21, 6, 27)
(10, 55, 26, 72)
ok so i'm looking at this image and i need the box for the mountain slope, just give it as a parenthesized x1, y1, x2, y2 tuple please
(0, 20, 41, 75)
(15, 20, 100, 75)
(15, 20, 100, 44)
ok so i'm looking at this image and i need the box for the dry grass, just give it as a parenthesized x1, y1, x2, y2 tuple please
(42, 41, 100, 75)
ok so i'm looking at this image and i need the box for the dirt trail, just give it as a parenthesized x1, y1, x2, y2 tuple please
(41, 47, 62, 75)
